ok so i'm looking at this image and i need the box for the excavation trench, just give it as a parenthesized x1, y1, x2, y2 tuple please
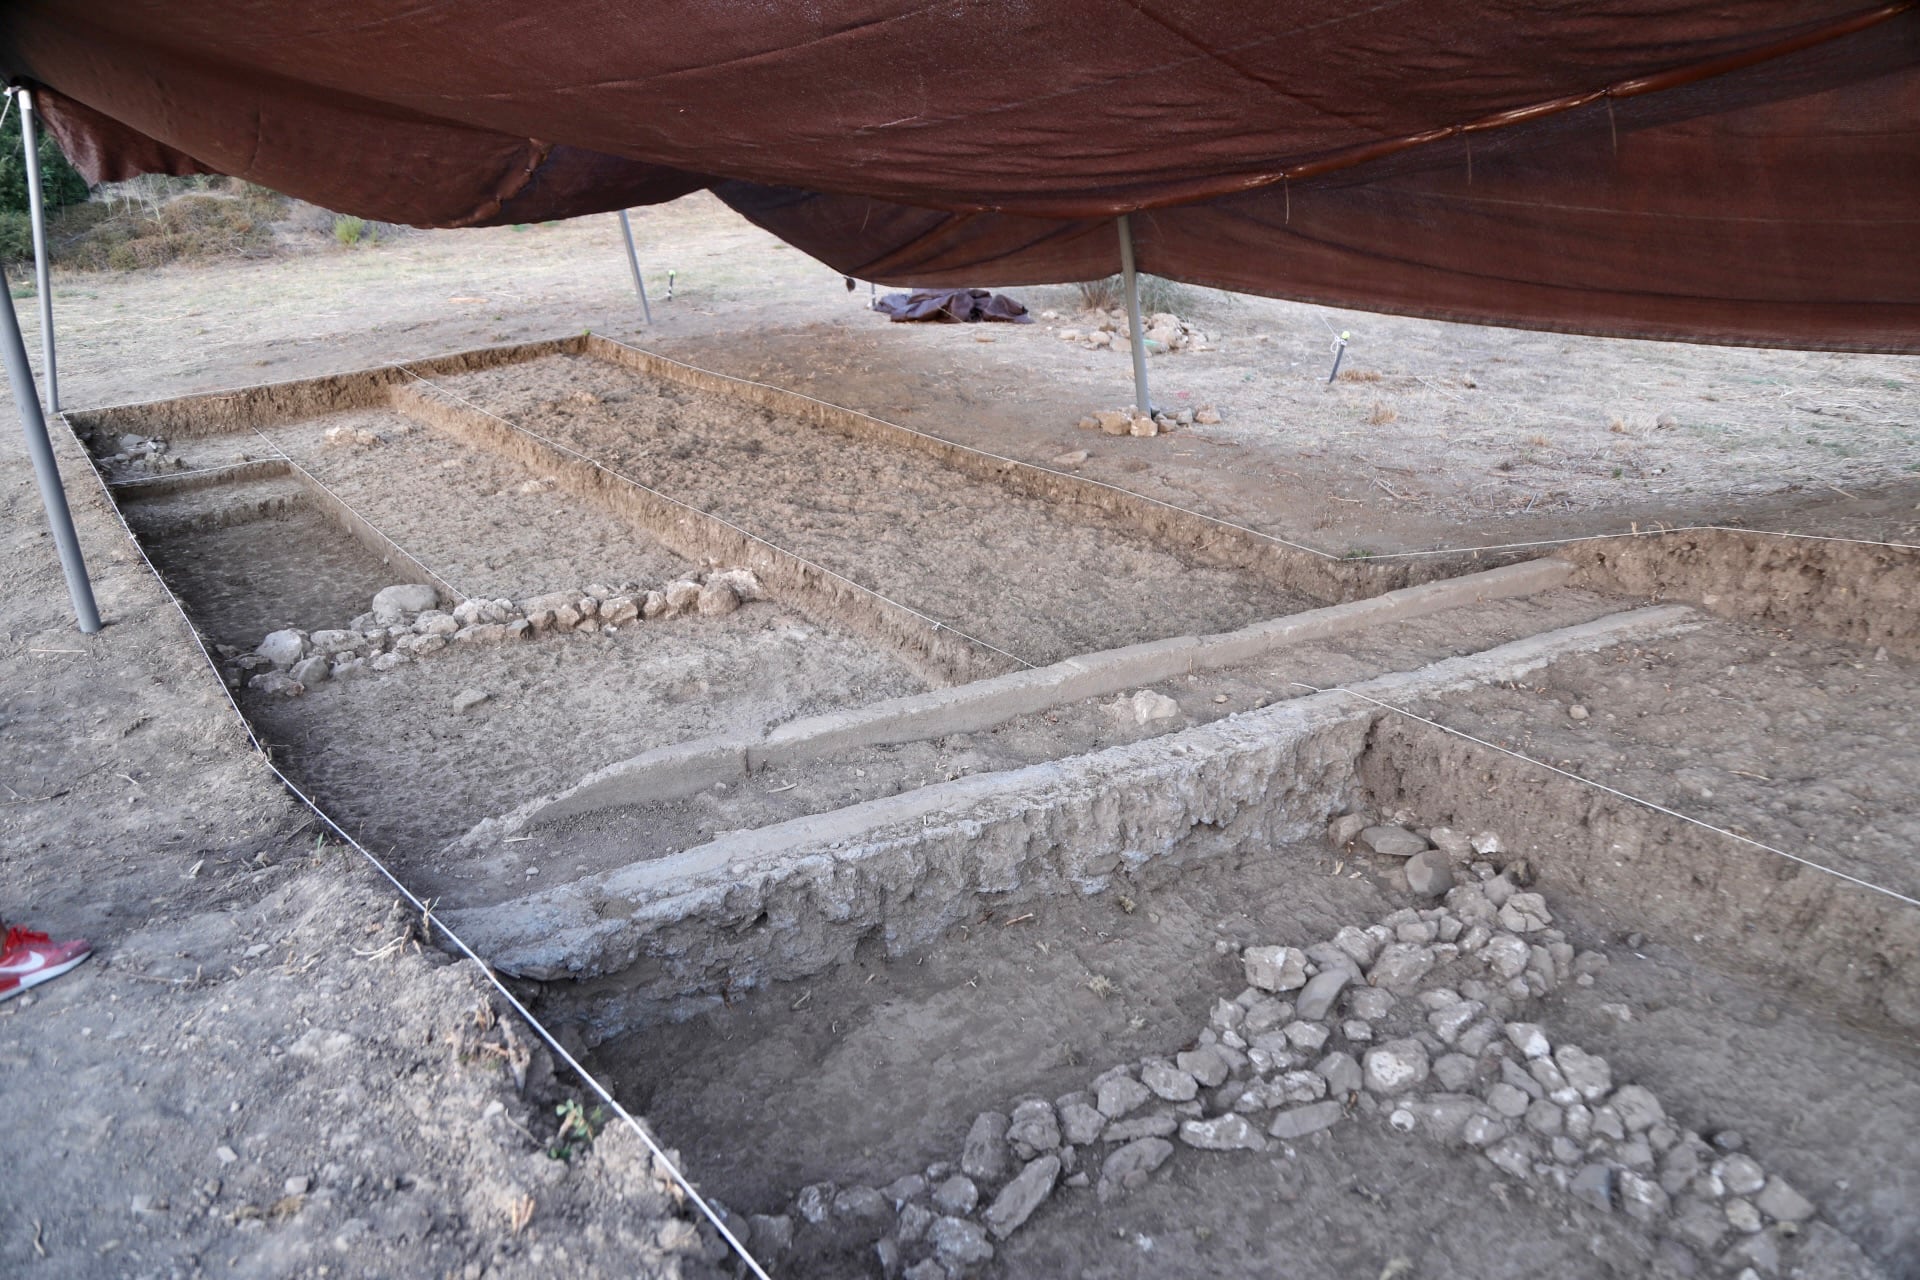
(505, 612, 1918, 1278)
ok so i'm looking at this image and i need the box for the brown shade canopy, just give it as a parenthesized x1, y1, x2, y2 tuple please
(6, 2, 1917, 351)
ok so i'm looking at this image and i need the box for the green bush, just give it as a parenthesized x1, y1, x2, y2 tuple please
(333, 214, 366, 246)
(0, 209, 31, 265)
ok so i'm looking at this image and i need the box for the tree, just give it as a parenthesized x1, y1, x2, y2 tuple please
(0, 95, 90, 216)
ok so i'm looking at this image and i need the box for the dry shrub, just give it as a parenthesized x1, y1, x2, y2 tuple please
(1075, 273, 1192, 315)
(50, 180, 286, 271)
(1339, 368, 1383, 382)
(1366, 401, 1399, 426)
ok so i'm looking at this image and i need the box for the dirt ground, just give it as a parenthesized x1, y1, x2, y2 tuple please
(3, 192, 1917, 1280)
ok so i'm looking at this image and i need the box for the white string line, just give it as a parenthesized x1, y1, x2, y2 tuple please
(65, 417, 775, 1280)
(392, 364, 1039, 672)
(1290, 680, 1920, 911)
(594, 337, 1920, 567)
(245, 425, 474, 605)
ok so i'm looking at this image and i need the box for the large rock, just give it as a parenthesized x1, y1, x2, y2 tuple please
(1006, 1100, 1060, 1157)
(1179, 1115, 1265, 1151)
(1358, 825, 1429, 858)
(1057, 1099, 1106, 1146)
(1097, 1137, 1172, 1201)
(256, 629, 308, 667)
(1268, 1101, 1345, 1140)
(929, 1216, 994, 1268)
(371, 583, 438, 622)
(697, 580, 742, 617)
(1096, 1074, 1152, 1119)
(1293, 968, 1351, 1020)
(930, 1175, 977, 1215)
(983, 1155, 1059, 1239)
(961, 1111, 1011, 1182)
(1140, 1060, 1198, 1102)
(1366, 943, 1435, 994)
(1362, 1040, 1430, 1094)
(1405, 849, 1455, 897)
(289, 655, 330, 687)
(1243, 945, 1308, 992)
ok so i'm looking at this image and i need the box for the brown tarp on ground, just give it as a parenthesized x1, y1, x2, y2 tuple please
(4, 2, 1918, 352)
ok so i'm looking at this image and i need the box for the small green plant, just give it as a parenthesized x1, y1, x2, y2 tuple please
(548, 1099, 608, 1160)
(333, 214, 367, 246)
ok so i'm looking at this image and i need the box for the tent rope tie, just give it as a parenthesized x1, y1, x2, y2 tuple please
(392, 363, 1039, 672)
(69, 413, 777, 1280)
(1288, 680, 1920, 911)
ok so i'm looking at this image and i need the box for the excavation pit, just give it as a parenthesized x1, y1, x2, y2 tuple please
(66, 339, 1920, 1280)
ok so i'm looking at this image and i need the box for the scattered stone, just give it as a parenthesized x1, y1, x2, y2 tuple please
(452, 688, 490, 714)
(1268, 1100, 1345, 1141)
(1754, 1176, 1815, 1223)
(1098, 1137, 1172, 1201)
(1724, 1197, 1763, 1234)
(1242, 945, 1309, 992)
(1431, 1053, 1477, 1093)
(1175, 1046, 1231, 1088)
(1610, 1085, 1665, 1134)
(247, 671, 303, 697)
(1281, 1021, 1329, 1052)
(1554, 1045, 1612, 1100)
(1058, 1099, 1106, 1146)
(1568, 704, 1590, 721)
(1358, 825, 1428, 858)
(1129, 689, 1181, 724)
(372, 584, 438, 622)
(290, 655, 330, 687)
(1569, 1163, 1614, 1213)
(1405, 849, 1454, 897)
(1180, 1114, 1265, 1152)
(1129, 416, 1158, 437)
(1346, 986, 1393, 1021)
(1362, 1040, 1429, 1094)
(1505, 1022, 1552, 1059)
(1313, 1052, 1362, 1098)
(1618, 1171, 1671, 1223)
(256, 629, 308, 667)
(960, 1112, 1010, 1182)
(695, 580, 742, 617)
(983, 1155, 1059, 1239)
(1487, 1083, 1532, 1119)
(794, 1183, 834, 1224)
(1294, 968, 1351, 1020)
(883, 1173, 926, 1207)
(929, 1216, 994, 1268)
(1006, 1100, 1061, 1157)
(1498, 892, 1554, 933)
(1194, 405, 1222, 425)
(1328, 813, 1370, 848)
(1052, 450, 1089, 466)
(834, 1185, 890, 1221)
(1366, 943, 1434, 995)
(1714, 1154, 1765, 1197)
(1097, 1074, 1152, 1119)
(663, 580, 702, 613)
(931, 1175, 978, 1216)
(1483, 934, 1532, 978)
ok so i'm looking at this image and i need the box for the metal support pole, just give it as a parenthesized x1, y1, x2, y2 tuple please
(616, 209, 652, 324)
(18, 87, 58, 412)
(1, 271, 99, 632)
(1116, 214, 1150, 416)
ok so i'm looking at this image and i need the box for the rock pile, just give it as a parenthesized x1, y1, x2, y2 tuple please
(225, 567, 765, 697)
(735, 823, 1845, 1279)
(1056, 311, 1212, 356)
(95, 432, 184, 475)
(321, 424, 384, 448)
(1074, 403, 1222, 438)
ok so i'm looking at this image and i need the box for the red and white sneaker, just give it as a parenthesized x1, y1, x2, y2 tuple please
(0, 925, 92, 1002)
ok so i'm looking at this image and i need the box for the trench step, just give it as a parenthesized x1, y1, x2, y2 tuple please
(444, 604, 1702, 999)
(118, 471, 311, 533)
